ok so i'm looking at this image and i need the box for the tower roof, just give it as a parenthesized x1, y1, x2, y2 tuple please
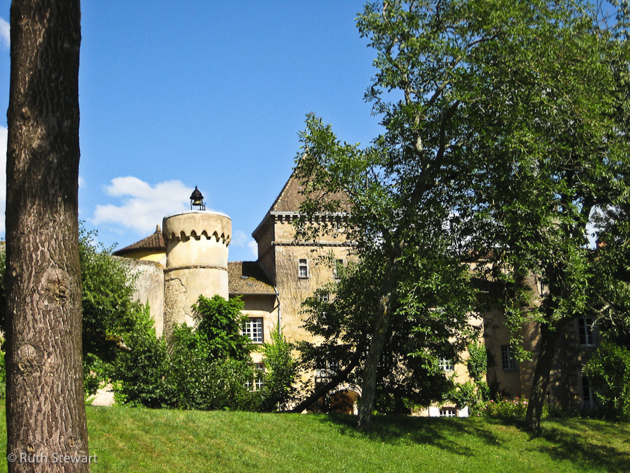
(113, 225, 166, 256)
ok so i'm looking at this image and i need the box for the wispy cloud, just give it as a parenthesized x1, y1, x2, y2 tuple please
(93, 177, 193, 234)
(0, 18, 9, 48)
(231, 229, 258, 259)
(248, 240, 258, 258)
(0, 126, 6, 234)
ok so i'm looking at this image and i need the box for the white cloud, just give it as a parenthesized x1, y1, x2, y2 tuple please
(0, 18, 9, 48)
(78, 176, 86, 189)
(248, 240, 258, 258)
(93, 177, 193, 234)
(0, 126, 6, 234)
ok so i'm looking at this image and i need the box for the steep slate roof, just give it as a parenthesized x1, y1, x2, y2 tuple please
(228, 261, 276, 295)
(113, 225, 166, 256)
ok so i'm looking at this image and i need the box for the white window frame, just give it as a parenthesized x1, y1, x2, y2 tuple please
(243, 317, 263, 344)
(501, 345, 519, 371)
(439, 408, 456, 417)
(578, 317, 596, 347)
(315, 361, 338, 384)
(254, 363, 265, 391)
(438, 358, 454, 372)
(298, 259, 309, 278)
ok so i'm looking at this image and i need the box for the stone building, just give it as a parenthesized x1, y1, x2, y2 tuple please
(113, 169, 353, 372)
(114, 170, 599, 415)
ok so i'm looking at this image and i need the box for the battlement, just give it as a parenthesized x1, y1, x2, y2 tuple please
(163, 211, 231, 246)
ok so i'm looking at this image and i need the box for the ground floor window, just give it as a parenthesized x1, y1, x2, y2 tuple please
(438, 358, 454, 372)
(439, 408, 456, 417)
(245, 363, 265, 392)
(582, 375, 594, 409)
(501, 345, 519, 371)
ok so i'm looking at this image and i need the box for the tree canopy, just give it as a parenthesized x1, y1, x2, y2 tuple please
(294, 0, 630, 430)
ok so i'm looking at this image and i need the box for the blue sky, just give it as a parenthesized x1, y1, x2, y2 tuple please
(0, 1, 382, 261)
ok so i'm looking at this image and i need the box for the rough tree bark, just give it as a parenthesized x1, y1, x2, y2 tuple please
(5, 1, 88, 471)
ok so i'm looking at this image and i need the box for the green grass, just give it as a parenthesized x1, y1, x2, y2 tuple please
(0, 405, 629, 472)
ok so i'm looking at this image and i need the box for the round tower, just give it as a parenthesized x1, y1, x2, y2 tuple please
(162, 211, 231, 338)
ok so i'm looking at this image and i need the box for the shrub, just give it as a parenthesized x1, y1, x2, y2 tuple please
(482, 397, 529, 419)
(114, 295, 261, 411)
(583, 341, 630, 421)
(259, 326, 298, 411)
(112, 304, 173, 408)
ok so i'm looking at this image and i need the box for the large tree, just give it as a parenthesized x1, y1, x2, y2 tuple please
(465, 1, 630, 430)
(5, 0, 88, 470)
(294, 0, 630, 431)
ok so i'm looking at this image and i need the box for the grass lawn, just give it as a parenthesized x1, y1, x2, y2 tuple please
(0, 405, 628, 472)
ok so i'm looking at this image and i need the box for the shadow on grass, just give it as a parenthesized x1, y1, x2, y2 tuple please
(531, 419, 630, 473)
(314, 414, 630, 471)
(312, 414, 505, 457)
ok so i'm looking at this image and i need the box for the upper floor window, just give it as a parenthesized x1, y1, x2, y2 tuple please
(578, 317, 596, 347)
(243, 317, 263, 344)
(298, 259, 309, 278)
(333, 259, 344, 279)
(501, 345, 519, 371)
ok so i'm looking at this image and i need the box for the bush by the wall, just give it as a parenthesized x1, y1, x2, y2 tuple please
(583, 341, 630, 422)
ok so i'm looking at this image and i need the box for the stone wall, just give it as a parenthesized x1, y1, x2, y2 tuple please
(117, 257, 165, 337)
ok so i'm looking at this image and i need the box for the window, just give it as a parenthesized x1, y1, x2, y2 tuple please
(501, 345, 518, 371)
(582, 375, 594, 409)
(319, 292, 330, 303)
(254, 363, 265, 391)
(438, 358, 454, 372)
(243, 317, 263, 344)
(246, 363, 265, 392)
(315, 361, 338, 384)
(439, 408, 456, 417)
(298, 259, 309, 278)
(578, 317, 596, 347)
(333, 259, 344, 279)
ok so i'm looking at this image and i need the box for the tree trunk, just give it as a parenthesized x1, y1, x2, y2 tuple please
(525, 321, 561, 432)
(357, 256, 399, 432)
(290, 349, 362, 414)
(357, 298, 391, 432)
(5, 1, 88, 471)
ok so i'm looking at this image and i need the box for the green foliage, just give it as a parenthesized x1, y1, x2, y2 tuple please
(191, 295, 252, 361)
(482, 397, 530, 419)
(114, 294, 260, 411)
(80, 226, 145, 365)
(112, 304, 173, 408)
(466, 341, 488, 383)
(299, 258, 476, 412)
(0, 348, 5, 400)
(260, 325, 298, 412)
(295, 0, 630, 429)
(583, 342, 630, 421)
(165, 323, 258, 411)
